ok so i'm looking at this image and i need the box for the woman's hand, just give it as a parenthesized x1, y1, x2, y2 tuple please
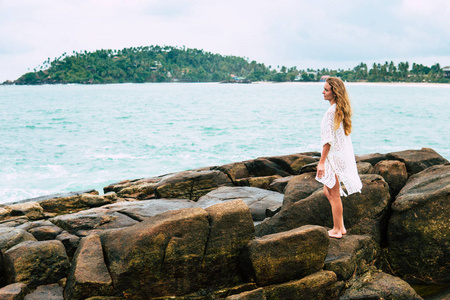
(317, 162, 325, 179)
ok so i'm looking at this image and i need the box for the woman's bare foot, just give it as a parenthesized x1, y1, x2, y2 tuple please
(328, 229, 342, 239)
(342, 227, 347, 235)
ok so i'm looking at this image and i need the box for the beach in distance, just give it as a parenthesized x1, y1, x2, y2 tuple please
(0, 82, 448, 203)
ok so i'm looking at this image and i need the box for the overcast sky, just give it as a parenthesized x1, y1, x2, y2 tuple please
(1, 0, 449, 82)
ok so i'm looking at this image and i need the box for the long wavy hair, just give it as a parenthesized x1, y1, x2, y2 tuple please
(326, 77, 353, 135)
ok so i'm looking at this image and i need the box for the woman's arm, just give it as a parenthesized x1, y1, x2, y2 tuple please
(317, 143, 331, 179)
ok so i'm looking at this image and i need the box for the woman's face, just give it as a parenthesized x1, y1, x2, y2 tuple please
(322, 82, 335, 101)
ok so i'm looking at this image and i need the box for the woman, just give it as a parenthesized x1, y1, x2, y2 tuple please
(316, 77, 362, 238)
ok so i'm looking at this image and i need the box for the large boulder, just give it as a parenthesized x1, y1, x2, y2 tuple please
(3, 240, 70, 288)
(0, 282, 29, 300)
(282, 172, 322, 207)
(340, 271, 423, 300)
(373, 160, 408, 197)
(386, 148, 448, 175)
(0, 202, 44, 221)
(155, 169, 233, 200)
(28, 225, 63, 241)
(324, 235, 382, 281)
(195, 187, 283, 221)
(255, 174, 390, 243)
(387, 164, 449, 284)
(0, 227, 36, 253)
(98, 201, 255, 299)
(203, 200, 255, 287)
(263, 270, 342, 300)
(242, 225, 329, 287)
(99, 207, 210, 298)
(65, 234, 113, 300)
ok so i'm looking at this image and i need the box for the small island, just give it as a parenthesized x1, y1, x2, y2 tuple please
(3, 45, 450, 85)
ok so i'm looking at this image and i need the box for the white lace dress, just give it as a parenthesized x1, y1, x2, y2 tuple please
(315, 103, 362, 196)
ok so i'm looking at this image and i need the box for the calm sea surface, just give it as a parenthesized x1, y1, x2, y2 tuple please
(1, 82, 448, 203)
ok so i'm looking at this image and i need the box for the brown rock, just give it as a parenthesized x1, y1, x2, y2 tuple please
(263, 270, 342, 300)
(104, 178, 145, 194)
(84, 297, 125, 300)
(65, 234, 113, 300)
(235, 175, 282, 190)
(255, 174, 390, 244)
(1, 202, 44, 221)
(28, 225, 63, 241)
(299, 161, 318, 174)
(39, 192, 117, 216)
(4, 240, 69, 288)
(50, 206, 139, 237)
(213, 162, 250, 183)
(340, 271, 423, 300)
(105, 199, 196, 221)
(0, 227, 36, 253)
(23, 283, 64, 300)
(115, 181, 158, 199)
(267, 154, 318, 174)
(0, 282, 29, 300)
(356, 153, 388, 165)
(387, 164, 450, 284)
(373, 160, 408, 197)
(386, 148, 448, 175)
(196, 187, 283, 221)
(268, 175, 294, 193)
(203, 200, 255, 287)
(357, 162, 373, 174)
(155, 169, 233, 200)
(0, 217, 29, 228)
(17, 220, 54, 231)
(55, 231, 80, 259)
(282, 172, 322, 207)
(243, 225, 329, 286)
(99, 208, 210, 298)
(244, 158, 291, 177)
(325, 235, 382, 281)
(226, 288, 266, 300)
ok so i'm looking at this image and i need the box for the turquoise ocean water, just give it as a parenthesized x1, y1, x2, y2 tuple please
(1, 82, 448, 204)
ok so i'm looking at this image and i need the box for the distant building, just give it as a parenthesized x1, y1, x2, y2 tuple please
(443, 66, 450, 78)
(320, 75, 330, 82)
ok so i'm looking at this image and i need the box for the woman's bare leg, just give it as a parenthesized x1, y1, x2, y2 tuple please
(324, 176, 344, 238)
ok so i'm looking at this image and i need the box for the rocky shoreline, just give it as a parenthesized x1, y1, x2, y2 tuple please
(0, 148, 448, 299)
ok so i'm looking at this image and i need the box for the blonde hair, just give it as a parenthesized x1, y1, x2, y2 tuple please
(326, 77, 353, 135)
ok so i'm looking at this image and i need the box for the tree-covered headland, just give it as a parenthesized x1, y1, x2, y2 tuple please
(6, 46, 450, 84)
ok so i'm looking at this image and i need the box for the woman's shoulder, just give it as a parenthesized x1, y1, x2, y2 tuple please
(325, 104, 336, 115)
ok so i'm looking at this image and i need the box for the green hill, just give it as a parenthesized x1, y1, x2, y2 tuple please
(12, 46, 271, 84)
